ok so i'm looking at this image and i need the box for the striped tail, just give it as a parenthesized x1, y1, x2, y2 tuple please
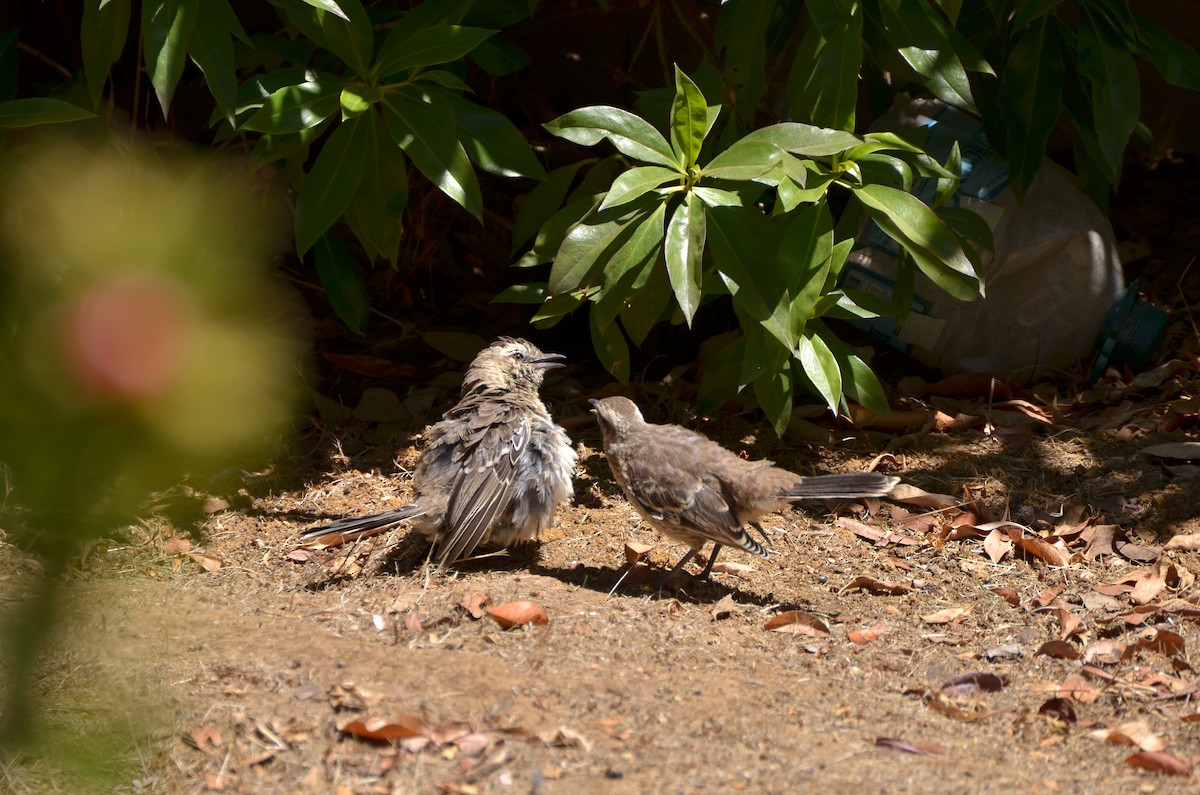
(300, 504, 426, 548)
(782, 473, 899, 500)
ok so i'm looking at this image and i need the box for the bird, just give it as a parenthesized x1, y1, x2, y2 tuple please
(302, 337, 577, 569)
(589, 395, 899, 582)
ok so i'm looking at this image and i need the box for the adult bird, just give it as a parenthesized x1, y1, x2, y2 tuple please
(303, 338, 577, 568)
(590, 396, 898, 582)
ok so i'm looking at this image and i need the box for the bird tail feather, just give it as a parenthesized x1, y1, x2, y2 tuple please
(300, 504, 426, 548)
(782, 473, 899, 500)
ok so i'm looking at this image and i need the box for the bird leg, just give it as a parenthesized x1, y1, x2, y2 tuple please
(750, 522, 771, 547)
(696, 543, 724, 579)
(653, 547, 702, 588)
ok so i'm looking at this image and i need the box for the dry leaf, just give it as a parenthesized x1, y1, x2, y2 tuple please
(454, 733, 490, 756)
(843, 575, 911, 595)
(922, 607, 968, 624)
(1038, 698, 1077, 724)
(849, 625, 888, 644)
(1006, 528, 1069, 567)
(1165, 533, 1200, 551)
(187, 724, 223, 750)
(887, 484, 959, 509)
(1083, 640, 1127, 665)
(1125, 750, 1191, 776)
(485, 600, 548, 629)
(983, 529, 1012, 563)
(875, 736, 946, 754)
(541, 726, 592, 752)
(187, 552, 224, 572)
(460, 591, 490, 619)
(988, 587, 1020, 606)
(1141, 442, 1200, 461)
(764, 611, 830, 636)
(286, 548, 312, 562)
(1057, 671, 1099, 703)
(340, 715, 433, 742)
(1112, 721, 1166, 753)
(162, 538, 192, 554)
(1036, 640, 1081, 660)
(1131, 561, 1172, 605)
(710, 561, 755, 575)
(941, 673, 1005, 695)
(709, 594, 740, 620)
(624, 541, 654, 567)
(404, 610, 422, 633)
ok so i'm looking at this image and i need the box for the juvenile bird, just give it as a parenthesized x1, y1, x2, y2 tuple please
(303, 338, 577, 568)
(590, 396, 898, 582)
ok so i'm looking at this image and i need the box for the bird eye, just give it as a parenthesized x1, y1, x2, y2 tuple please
(511, 350, 524, 360)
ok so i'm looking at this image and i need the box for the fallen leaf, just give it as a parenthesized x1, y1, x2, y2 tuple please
(485, 601, 548, 629)
(1058, 671, 1100, 703)
(1038, 698, 1076, 724)
(1125, 750, 1191, 776)
(1131, 561, 1172, 605)
(286, 548, 312, 562)
(461, 591, 490, 619)
(988, 587, 1020, 606)
(875, 736, 946, 754)
(1127, 629, 1186, 659)
(187, 552, 224, 572)
(624, 541, 654, 567)
(1165, 533, 1200, 551)
(1083, 640, 1127, 665)
(162, 538, 192, 554)
(887, 484, 959, 509)
(983, 644, 1022, 661)
(710, 561, 755, 575)
(404, 610, 422, 633)
(454, 732, 490, 756)
(1141, 442, 1200, 461)
(843, 575, 911, 595)
(540, 726, 592, 752)
(341, 715, 432, 742)
(186, 725, 223, 750)
(709, 594, 740, 620)
(1006, 528, 1069, 567)
(941, 673, 1005, 695)
(1112, 721, 1166, 752)
(764, 611, 830, 636)
(983, 529, 1012, 563)
(849, 625, 888, 644)
(922, 607, 969, 624)
(1036, 640, 1081, 660)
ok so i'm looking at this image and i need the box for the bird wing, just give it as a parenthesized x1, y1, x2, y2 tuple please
(433, 400, 530, 566)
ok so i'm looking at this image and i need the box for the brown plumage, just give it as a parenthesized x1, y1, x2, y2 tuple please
(590, 396, 899, 581)
(303, 338, 577, 568)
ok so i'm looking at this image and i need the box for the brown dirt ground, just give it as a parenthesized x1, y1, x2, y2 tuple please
(4, 362, 1200, 795)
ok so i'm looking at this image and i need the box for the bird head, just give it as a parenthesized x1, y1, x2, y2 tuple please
(588, 395, 645, 440)
(461, 337, 565, 396)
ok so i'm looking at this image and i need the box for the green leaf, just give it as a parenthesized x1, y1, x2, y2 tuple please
(705, 205, 794, 349)
(753, 365, 794, 438)
(997, 17, 1063, 198)
(415, 69, 473, 92)
(430, 89, 546, 180)
(670, 65, 709, 168)
(796, 329, 841, 413)
(787, 0, 862, 130)
(382, 90, 482, 221)
(0, 98, 95, 128)
(318, 0, 373, 77)
(590, 307, 631, 382)
(189, 0, 238, 124)
(313, 232, 370, 334)
(348, 111, 408, 263)
(81, 0, 131, 108)
(512, 159, 597, 250)
(600, 201, 667, 295)
(242, 78, 343, 134)
(532, 290, 586, 326)
(340, 84, 375, 118)
(544, 106, 680, 168)
(715, 0, 772, 128)
(549, 198, 656, 296)
(738, 123, 861, 157)
(841, 351, 889, 414)
(779, 202, 834, 321)
(493, 283, 547, 304)
(515, 194, 602, 269)
(934, 140, 962, 207)
(1011, 0, 1064, 30)
(298, 0, 349, 20)
(692, 186, 752, 207)
(1131, 12, 1200, 91)
(665, 192, 706, 326)
(701, 140, 784, 182)
(697, 334, 747, 416)
(852, 183, 981, 301)
(375, 25, 495, 78)
(295, 114, 369, 256)
(937, 205, 994, 252)
(142, 0, 198, 117)
(618, 258, 673, 346)
(879, 0, 977, 111)
(600, 166, 681, 211)
(1077, 6, 1139, 179)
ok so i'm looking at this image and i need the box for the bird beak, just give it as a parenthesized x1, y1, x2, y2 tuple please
(588, 398, 599, 413)
(530, 352, 567, 370)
